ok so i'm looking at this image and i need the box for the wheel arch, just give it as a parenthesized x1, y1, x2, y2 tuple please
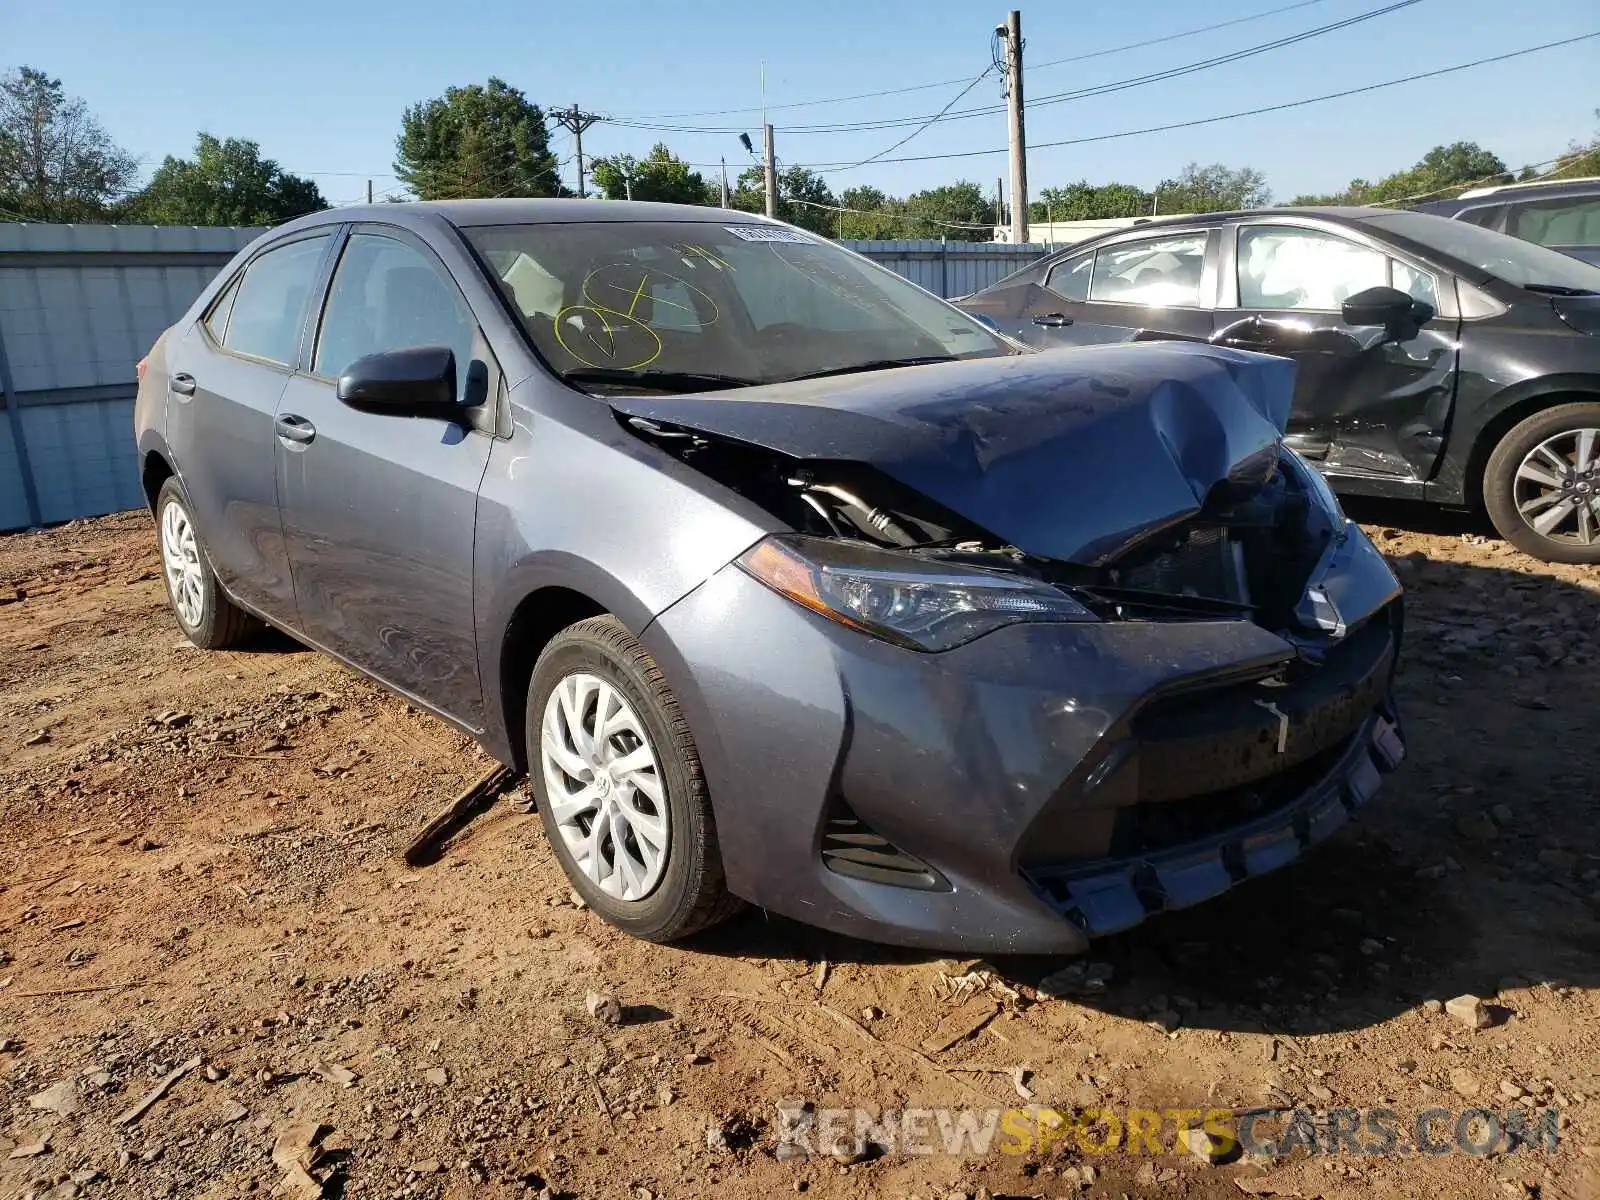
(495, 585, 611, 772)
(140, 447, 177, 514)
(1461, 381, 1600, 509)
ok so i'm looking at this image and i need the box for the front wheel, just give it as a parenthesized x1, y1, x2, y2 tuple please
(526, 615, 742, 942)
(1483, 402, 1600, 564)
(155, 478, 263, 649)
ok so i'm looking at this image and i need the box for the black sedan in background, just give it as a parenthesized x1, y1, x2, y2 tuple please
(959, 208, 1600, 562)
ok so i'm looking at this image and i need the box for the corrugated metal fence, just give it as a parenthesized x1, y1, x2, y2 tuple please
(844, 239, 1047, 299)
(0, 224, 1047, 531)
(0, 224, 263, 531)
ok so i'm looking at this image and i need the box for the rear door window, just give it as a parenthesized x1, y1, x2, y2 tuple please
(222, 236, 331, 366)
(1044, 252, 1092, 302)
(1088, 233, 1208, 307)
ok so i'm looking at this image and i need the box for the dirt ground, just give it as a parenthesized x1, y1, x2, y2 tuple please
(1, 504, 1598, 1200)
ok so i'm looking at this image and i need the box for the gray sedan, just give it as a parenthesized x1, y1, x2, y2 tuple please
(134, 200, 1405, 955)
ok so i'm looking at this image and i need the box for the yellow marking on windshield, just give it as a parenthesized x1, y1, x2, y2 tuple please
(625, 274, 650, 318)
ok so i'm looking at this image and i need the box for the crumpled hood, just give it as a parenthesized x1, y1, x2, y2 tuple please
(610, 342, 1297, 564)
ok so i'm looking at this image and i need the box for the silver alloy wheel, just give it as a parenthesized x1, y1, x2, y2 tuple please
(540, 671, 669, 901)
(1514, 428, 1600, 546)
(160, 500, 206, 628)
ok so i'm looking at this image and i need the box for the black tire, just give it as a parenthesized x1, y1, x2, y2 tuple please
(525, 615, 742, 942)
(1483, 402, 1600, 565)
(154, 477, 263, 649)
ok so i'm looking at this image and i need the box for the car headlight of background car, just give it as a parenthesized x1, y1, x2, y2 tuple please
(738, 535, 1096, 652)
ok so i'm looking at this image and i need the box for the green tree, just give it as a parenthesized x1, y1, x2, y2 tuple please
(0, 66, 137, 222)
(121, 134, 324, 225)
(394, 78, 560, 200)
(590, 143, 714, 205)
(729, 164, 838, 235)
(1290, 141, 1510, 206)
(1030, 180, 1153, 223)
(902, 181, 994, 240)
(1154, 162, 1271, 214)
(1544, 111, 1600, 180)
(837, 185, 903, 239)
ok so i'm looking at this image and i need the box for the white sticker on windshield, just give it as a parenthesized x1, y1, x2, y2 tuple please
(724, 225, 814, 244)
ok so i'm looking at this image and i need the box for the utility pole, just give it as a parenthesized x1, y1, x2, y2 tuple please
(996, 176, 1005, 236)
(762, 123, 778, 219)
(720, 158, 730, 208)
(1002, 10, 1029, 244)
(551, 105, 601, 198)
(366, 178, 373, 205)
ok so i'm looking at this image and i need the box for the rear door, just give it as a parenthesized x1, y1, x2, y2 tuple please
(164, 231, 334, 619)
(1021, 228, 1220, 350)
(1214, 219, 1459, 483)
(275, 225, 495, 726)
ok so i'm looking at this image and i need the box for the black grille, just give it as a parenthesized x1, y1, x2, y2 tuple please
(821, 805, 946, 890)
(1109, 737, 1353, 857)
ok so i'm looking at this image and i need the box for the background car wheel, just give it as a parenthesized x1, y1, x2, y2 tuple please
(155, 477, 263, 649)
(1484, 403, 1600, 564)
(526, 615, 742, 943)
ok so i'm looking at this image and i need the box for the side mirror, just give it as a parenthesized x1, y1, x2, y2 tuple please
(969, 312, 1001, 332)
(1341, 285, 1434, 332)
(336, 346, 459, 419)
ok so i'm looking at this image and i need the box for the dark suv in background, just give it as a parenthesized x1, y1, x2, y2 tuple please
(1418, 176, 1600, 266)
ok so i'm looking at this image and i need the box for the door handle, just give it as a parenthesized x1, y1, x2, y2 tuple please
(1032, 313, 1073, 328)
(275, 414, 317, 445)
(170, 373, 196, 396)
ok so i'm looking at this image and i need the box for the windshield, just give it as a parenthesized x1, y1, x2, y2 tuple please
(1364, 211, 1600, 292)
(463, 221, 1011, 391)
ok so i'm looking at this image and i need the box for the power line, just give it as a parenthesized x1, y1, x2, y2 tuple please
(794, 31, 1600, 171)
(608, 0, 1339, 121)
(606, 0, 1421, 137)
(830, 67, 998, 173)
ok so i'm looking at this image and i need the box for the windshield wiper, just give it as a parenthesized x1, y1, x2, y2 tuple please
(780, 355, 960, 383)
(1523, 283, 1597, 296)
(561, 368, 759, 394)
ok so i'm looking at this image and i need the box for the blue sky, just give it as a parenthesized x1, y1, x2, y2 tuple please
(5, 0, 1597, 208)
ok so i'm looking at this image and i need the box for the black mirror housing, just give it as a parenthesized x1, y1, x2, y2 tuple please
(336, 346, 459, 419)
(1341, 285, 1435, 331)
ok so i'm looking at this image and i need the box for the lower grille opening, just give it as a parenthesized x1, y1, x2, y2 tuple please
(821, 802, 947, 891)
(1109, 736, 1354, 858)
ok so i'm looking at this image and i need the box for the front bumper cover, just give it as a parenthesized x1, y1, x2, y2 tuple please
(642, 525, 1404, 955)
(1024, 703, 1404, 936)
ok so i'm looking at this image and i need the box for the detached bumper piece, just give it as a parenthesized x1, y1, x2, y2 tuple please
(1024, 703, 1404, 937)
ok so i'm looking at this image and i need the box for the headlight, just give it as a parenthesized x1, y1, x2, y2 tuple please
(737, 535, 1095, 652)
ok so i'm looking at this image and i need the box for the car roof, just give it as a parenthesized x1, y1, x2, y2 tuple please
(275, 198, 787, 234)
(1087, 206, 1391, 232)
(1455, 175, 1600, 201)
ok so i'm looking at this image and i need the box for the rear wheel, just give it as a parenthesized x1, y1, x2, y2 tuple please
(526, 615, 741, 942)
(155, 478, 262, 649)
(1483, 402, 1600, 564)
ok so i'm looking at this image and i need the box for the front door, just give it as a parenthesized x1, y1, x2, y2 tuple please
(165, 232, 333, 618)
(1215, 221, 1458, 483)
(275, 227, 493, 727)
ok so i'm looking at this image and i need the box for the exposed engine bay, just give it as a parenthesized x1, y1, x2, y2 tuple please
(622, 413, 1341, 641)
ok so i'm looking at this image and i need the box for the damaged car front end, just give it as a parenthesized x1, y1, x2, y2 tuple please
(623, 343, 1404, 954)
